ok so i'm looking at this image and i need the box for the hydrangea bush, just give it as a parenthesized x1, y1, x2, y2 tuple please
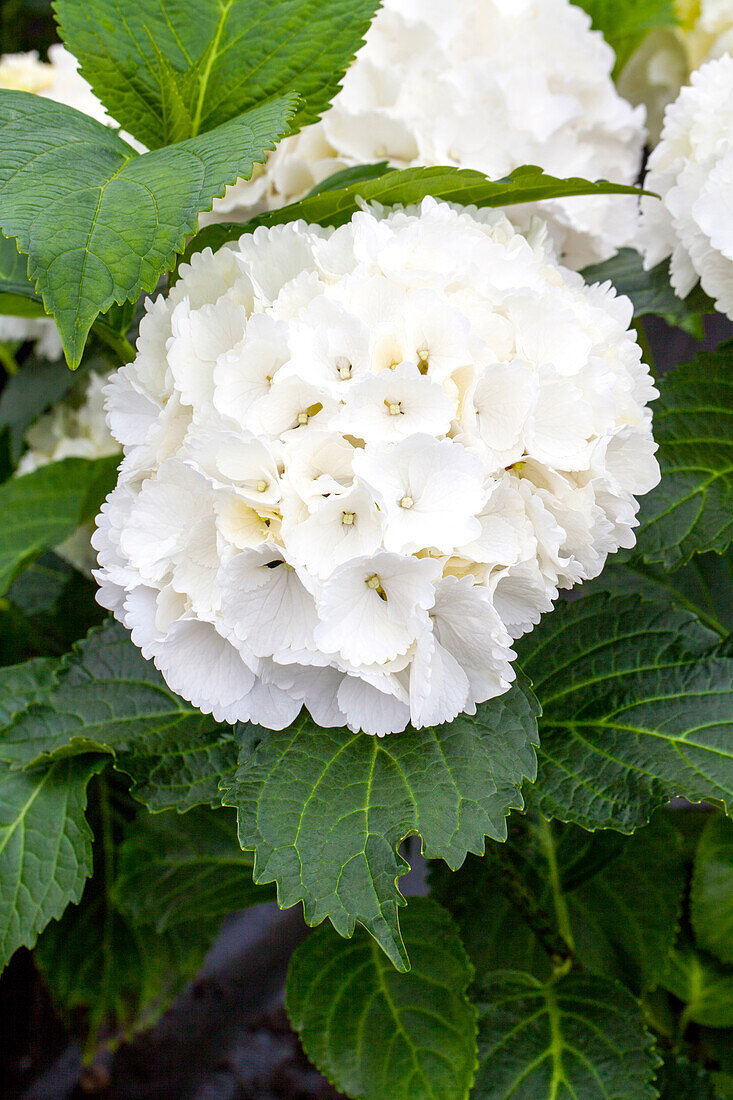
(0, 1, 731, 1097)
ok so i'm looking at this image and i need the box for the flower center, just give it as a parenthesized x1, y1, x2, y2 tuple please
(336, 358, 352, 380)
(386, 400, 403, 416)
(342, 511, 355, 526)
(255, 480, 268, 493)
(296, 402, 323, 427)
(365, 573, 387, 600)
(399, 495, 414, 509)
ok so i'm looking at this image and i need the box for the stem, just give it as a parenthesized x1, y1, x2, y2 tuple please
(94, 324, 136, 365)
(0, 342, 19, 376)
(538, 816, 575, 954)
(487, 842, 574, 968)
(674, 1004, 694, 1053)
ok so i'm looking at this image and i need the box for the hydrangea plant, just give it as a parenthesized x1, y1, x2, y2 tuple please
(0, 1, 731, 1097)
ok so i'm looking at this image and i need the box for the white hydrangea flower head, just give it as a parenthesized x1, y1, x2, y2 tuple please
(95, 199, 660, 736)
(639, 54, 733, 320)
(0, 46, 136, 359)
(212, 0, 646, 270)
(619, 0, 733, 142)
(18, 369, 121, 572)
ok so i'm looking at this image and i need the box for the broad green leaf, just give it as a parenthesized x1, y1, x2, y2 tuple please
(54, 0, 380, 147)
(306, 161, 391, 195)
(574, 0, 679, 73)
(0, 620, 242, 810)
(0, 754, 103, 970)
(473, 970, 659, 1099)
(184, 164, 651, 262)
(581, 248, 715, 336)
(585, 551, 733, 640)
(0, 91, 297, 366)
(692, 816, 733, 966)
(224, 678, 539, 970)
(286, 899, 477, 1100)
(518, 593, 733, 832)
(0, 657, 59, 727)
(431, 812, 684, 994)
(113, 805, 269, 930)
(662, 944, 733, 1028)
(35, 799, 211, 1054)
(635, 349, 733, 568)
(0, 455, 119, 595)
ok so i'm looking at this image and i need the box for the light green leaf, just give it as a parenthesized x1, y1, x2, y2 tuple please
(662, 944, 733, 1028)
(54, 0, 380, 147)
(0, 90, 297, 366)
(113, 805, 269, 930)
(574, 0, 679, 73)
(518, 593, 733, 832)
(692, 816, 733, 966)
(431, 812, 684, 994)
(635, 349, 733, 568)
(584, 551, 733, 640)
(286, 898, 477, 1100)
(0, 620, 242, 810)
(0, 754, 103, 970)
(0, 455, 119, 595)
(223, 679, 539, 970)
(581, 248, 715, 336)
(184, 163, 651, 261)
(473, 971, 660, 1099)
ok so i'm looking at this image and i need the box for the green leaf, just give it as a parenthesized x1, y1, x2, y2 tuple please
(473, 970, 659, 1099)
(35, 796, 212, 1053)
(184, 163, 651, 262)
(518, 593, 733, 832)
(574, 0, 679, 73)
(635, 349, 733, 568)
(0, 90, 297, 366)
(431, 812, 684, 994)
(224, 678, 539, 970)
(0, 620, 242, 810)
(286, 898, 477, 1100)
(7, 550, 108, 655)
(0, 455, 119, 595)
(581, 248, 715, 336)
(584, 551, 733, 640)
(113, 805, 269, 931)
(692, 816, 733, 966)
(0, 657, 59, 727)
(0, 754, 103, 970)
(662, 944, 733, 1028)
(54, 0, 380, 147)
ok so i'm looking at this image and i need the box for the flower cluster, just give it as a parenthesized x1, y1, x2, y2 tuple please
(619, 0, 733, 141)
(640, 54, 733, 320)
(213, 0, 646, 270)
(94, 199, 660, 735)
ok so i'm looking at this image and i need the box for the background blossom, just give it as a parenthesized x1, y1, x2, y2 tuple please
(95, 199, 660, 736)
(211, 0, 646, 270)
(640, 53, 733, 320)
(620, 0, 733, 142)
